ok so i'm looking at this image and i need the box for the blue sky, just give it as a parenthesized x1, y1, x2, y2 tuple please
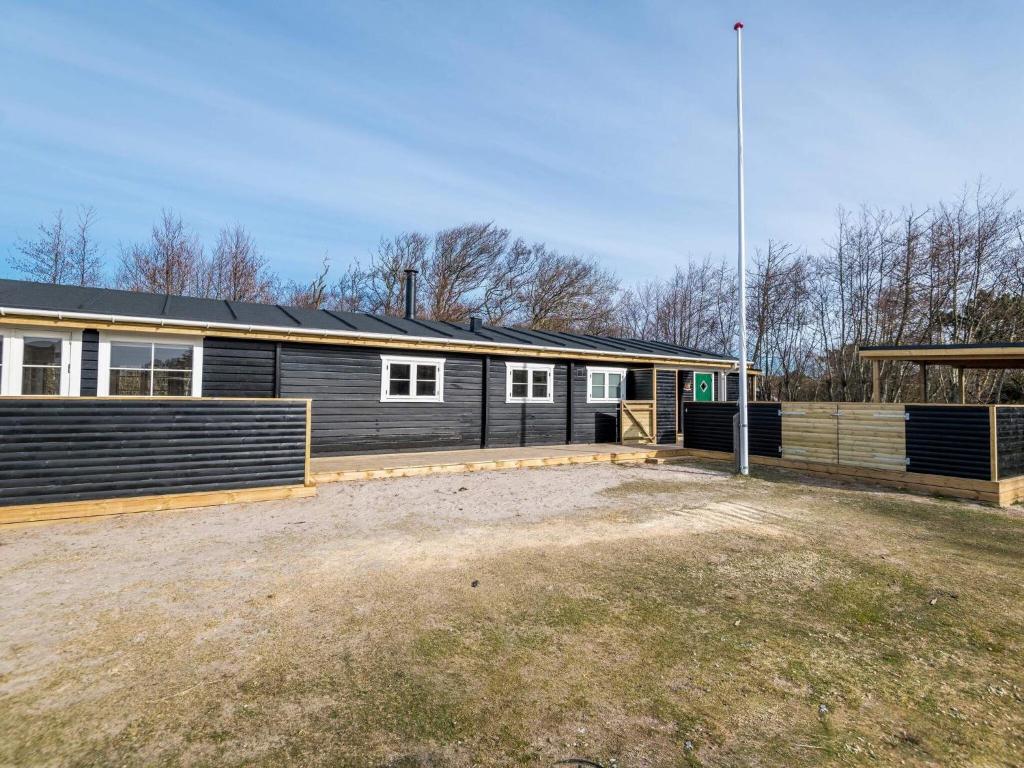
(1, 1, 1022, 284)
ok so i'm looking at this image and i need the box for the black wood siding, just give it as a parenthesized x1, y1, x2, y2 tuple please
(279, 343, 483, 456)
(80, 329, 99, 396)
(683, 402, 736, 453)
(727, 372, 739, 401)
(486, 357, 568, 448)
(0, 399, 307, 507)
(682, 402, 780, 457)
(749, 403, 782, 457)
(627, 368, 654, 400)
(570, 364, 619, 444)
(203, 337, 277, 398)
(906, 405, 991, 480)
(655, 369, 677, 443)
(996, 407, 1024, 479)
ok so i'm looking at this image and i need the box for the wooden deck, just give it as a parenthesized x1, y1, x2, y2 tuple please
(311, 443, 688, 483)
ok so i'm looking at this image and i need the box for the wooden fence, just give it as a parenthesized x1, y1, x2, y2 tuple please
(682, 401, 1024, 506)
(0, 397, 316, 525)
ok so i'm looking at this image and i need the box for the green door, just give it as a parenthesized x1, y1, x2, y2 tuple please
(694, 372, 714, 402)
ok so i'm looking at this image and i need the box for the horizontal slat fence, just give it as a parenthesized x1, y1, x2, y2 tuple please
(996, 407, 1024, 480)
(905, 405, 990, 480)
(0, 398, 310, 507)
(682, 402, 781, 457)
(837, 403, 906, 471)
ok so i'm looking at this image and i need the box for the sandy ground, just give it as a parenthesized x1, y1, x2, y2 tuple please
(3, 459, 1022, 767)
(0, 462, 760, 702)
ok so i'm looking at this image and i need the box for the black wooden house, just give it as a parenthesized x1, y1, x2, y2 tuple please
(0, 276, 748, 458)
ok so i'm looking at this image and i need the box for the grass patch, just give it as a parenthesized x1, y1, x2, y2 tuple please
(3, 477, 1024, 767)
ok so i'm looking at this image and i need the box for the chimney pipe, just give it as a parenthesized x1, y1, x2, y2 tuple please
(404, 269, 417, 320)
(469, 316, 483, 332)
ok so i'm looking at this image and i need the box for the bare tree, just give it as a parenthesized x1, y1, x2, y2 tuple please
(361, 233, 429, 317)
(209, 225, 277, 302)
(281, 255, 332, 309)
(517, 247, 620, 334)
(68, 206, 104, 287)
(116, 210, 207, 296)
(423, 222, 509, 321)
(9, 209, 71, 284)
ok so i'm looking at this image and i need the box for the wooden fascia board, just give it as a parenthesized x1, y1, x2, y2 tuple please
(859, 347, 1024, 363)
(0, 313, 743, 370)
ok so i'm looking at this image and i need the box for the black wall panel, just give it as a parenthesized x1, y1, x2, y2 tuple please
(80, 329, 99, 396)
(682, 402, 736, 453)
(727, 372, 739, 401)
(486, 357, 568, 448)
(627, 368, 654, 400)
(203, 337, 277, 398)
(996, 407, 1024, 479)
(906, 405, 991, 480)
(655, 369, 677, 444)
(279, 343, 483, 456)
(570, 363, 620, 444)
(682, 402, 780, 457)
(748, 403, 782, 457)
(0, 399, 307, 506)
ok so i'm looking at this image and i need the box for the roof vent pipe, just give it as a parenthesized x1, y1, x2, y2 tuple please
(404, 269, 417, 320)
(469, 316, 483, 332)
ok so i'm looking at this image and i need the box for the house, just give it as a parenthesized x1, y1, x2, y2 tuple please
(0, 274, 754, 456)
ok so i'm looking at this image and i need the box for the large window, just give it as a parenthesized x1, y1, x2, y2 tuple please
(380, 355, 445, 402)
(505, 362, 554, 403)
(587, 367, 626, 404)
(98, 334, 202, 396)
(0, 329, 80, 396)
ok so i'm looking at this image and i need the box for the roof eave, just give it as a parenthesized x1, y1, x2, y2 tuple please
(0, 305, 748, 369)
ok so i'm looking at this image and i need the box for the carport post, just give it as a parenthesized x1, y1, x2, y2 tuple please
(957, 367, 966, 404)
(871, 360, 881, 403)
(920, 363, 929, 403)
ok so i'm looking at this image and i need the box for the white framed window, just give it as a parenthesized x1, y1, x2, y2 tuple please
(505, 362, 554, 403)
(97, 333, 203, 397)
(0, 328, 82, 396)
(380, 355, 445, 402)
(587, 366, 627, 403)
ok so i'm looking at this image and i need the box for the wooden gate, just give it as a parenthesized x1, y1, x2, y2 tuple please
(837, 403, 906, 471)
(781, 402, 838, 463)
(621, 400, 655, 443)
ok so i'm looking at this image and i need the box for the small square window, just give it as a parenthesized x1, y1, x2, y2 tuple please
(587, 367, 627, 403)
(506, 363, 554, 403)
(381, 356, 444, 402)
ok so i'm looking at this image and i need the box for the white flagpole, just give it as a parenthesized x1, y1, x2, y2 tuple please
(734, 21, 750, 475)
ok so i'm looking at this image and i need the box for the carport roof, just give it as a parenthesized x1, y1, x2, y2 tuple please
(859, 343, 1024, 369)
(0, 278, 737, 364)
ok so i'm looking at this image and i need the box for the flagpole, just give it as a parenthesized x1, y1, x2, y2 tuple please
(734, 21, 750, 475)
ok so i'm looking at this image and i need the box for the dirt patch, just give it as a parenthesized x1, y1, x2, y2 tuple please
(1, 459, 1023, 767)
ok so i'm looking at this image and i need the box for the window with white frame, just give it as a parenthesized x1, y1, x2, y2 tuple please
(380, 355, 444, 402)
(0, 328, 81, 396)
(98, 334, 203, 396)
(505, 362, 554, 403)
(587, 366, 627, 403)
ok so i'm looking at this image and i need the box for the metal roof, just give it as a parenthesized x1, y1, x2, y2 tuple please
(0, 279, 734, 363)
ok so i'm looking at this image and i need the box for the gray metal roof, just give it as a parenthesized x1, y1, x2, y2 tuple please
(0, 278, 733, 362)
